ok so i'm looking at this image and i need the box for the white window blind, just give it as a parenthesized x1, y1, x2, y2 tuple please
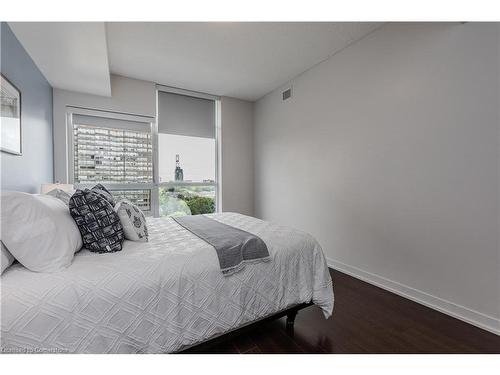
(72, 114, 150, 132)
(158, 91, 215, 138)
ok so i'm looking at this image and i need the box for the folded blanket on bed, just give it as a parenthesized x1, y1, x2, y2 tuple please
(173, 215, 270, 276)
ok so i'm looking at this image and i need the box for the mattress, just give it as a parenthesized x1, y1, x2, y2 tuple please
(0, 212, 334, 353)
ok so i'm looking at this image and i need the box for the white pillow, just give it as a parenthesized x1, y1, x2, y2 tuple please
(46, 188, 75, 207)
(0, 191, 83, 272)
(1, 241, 15, 275)
(114, 200, 149, 242)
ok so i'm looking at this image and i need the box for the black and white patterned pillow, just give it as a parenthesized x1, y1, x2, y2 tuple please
(90, 184, 115, 206)
(114, 200, 149, 242)
(69, 189, 124, 253)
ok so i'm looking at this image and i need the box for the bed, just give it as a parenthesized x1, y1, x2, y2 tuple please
(0, 212, 334, 353)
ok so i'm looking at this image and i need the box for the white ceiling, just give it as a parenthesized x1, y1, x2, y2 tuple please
(9, 22, 111, 96)
(107, 22, 382, 101)
(9, 22, 382, 101)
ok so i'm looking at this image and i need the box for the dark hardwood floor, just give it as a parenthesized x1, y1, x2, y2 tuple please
(199, 269, 500, 353)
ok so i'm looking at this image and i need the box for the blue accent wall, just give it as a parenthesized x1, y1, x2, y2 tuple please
(1, 22, 53, 193)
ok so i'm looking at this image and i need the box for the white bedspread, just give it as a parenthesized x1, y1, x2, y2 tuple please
(1, 213, 334, 353)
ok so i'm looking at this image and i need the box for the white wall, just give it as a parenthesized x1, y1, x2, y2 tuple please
(53, 75, 254, 216)
(254, 23, 500, 333)
(1, 22, 53, 193)
(221, 97, 254, 215)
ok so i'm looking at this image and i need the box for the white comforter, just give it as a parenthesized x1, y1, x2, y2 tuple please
(0, 213, 334, 353)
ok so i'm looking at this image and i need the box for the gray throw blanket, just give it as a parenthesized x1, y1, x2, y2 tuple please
(173, 215, 270, 276)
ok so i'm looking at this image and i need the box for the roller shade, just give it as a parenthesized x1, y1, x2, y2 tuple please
(72, 114, 151, 132)
(158, 91, 215, 138)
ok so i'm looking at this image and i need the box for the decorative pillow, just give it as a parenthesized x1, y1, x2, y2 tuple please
(90, 184, 115, 206)
(0, 191, 83, 272)
(69, 189, 124, 253)
(1, 241, 15, 275)
(114, 200, 149, 242)
(46, 188, 75, 207)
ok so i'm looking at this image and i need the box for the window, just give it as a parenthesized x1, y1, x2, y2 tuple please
(158, 134, 215, 183)
(69, 111, 154, 213)
(157, 90, 218, 217)
(73, 124, 153, 184)
(68, 88, 220, 217)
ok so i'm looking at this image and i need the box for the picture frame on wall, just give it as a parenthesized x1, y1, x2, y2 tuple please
(0, 73, 22, 155)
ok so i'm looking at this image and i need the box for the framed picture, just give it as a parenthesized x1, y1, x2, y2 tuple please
(1, 73, 22, 155)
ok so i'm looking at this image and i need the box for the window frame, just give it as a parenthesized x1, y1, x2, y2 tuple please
(67, 106, 156, 215)
(154, 85, 221, 217)
(66, 87, 222, 218)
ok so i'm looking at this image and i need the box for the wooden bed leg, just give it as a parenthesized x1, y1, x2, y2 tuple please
(286, 309, 298, 331)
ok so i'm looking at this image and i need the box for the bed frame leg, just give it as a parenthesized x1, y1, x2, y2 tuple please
(286, 309, 298, 331)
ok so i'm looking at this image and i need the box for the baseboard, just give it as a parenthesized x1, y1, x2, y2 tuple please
(327, 258, 500, 336)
